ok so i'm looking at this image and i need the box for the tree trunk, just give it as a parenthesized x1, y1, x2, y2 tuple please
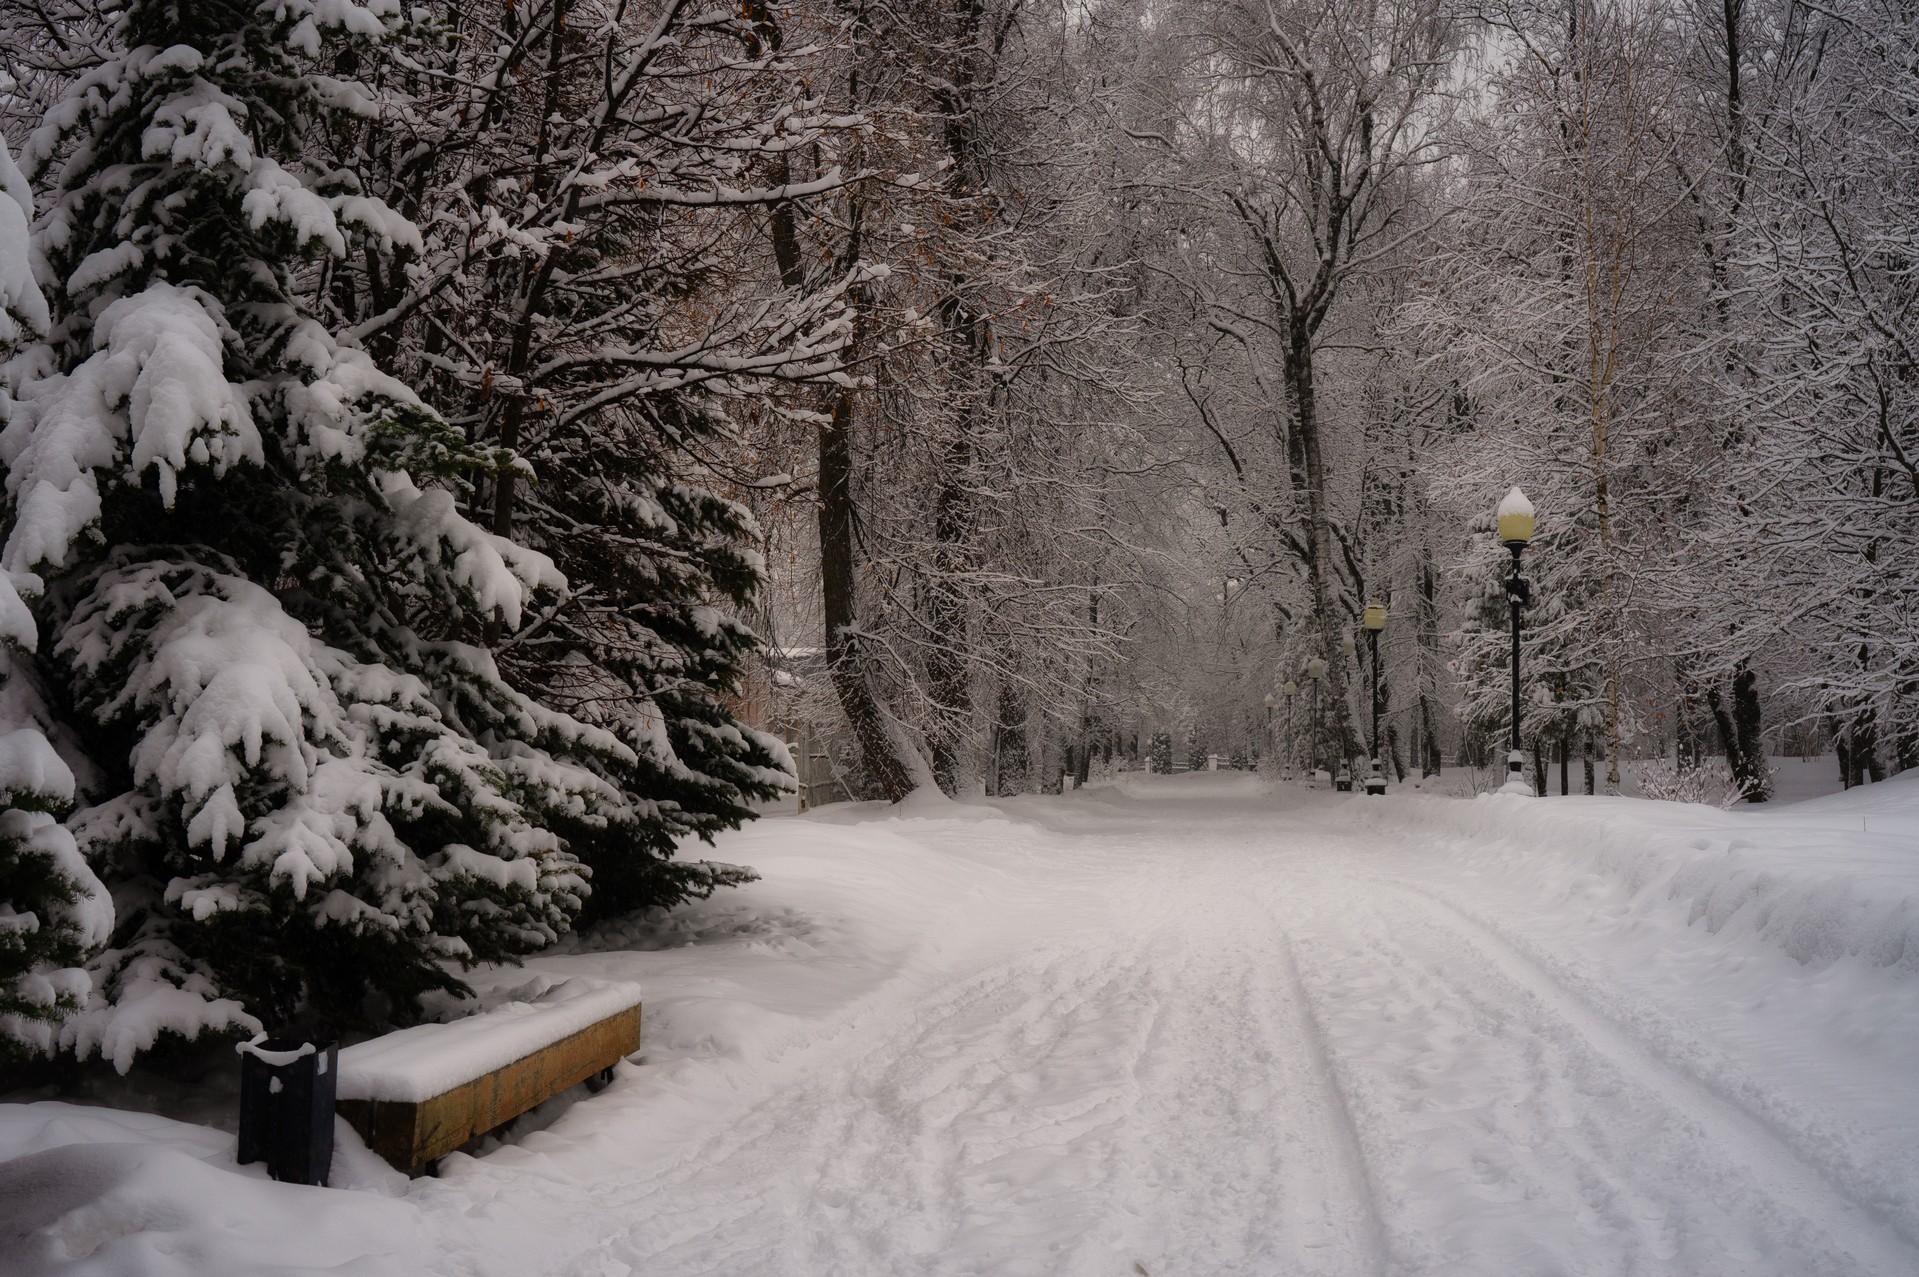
(1285, 333, 1359, 762)
(995, 680, 1029, 796)
(1707, 681, 1742, 782)
(1732, 664, 1769, 800)
(1851, 708, 1883, 785)
(926, 435, 973, 796)
(920, 0, 1001, 798)
(487, 0, 571, 556)
(819, 366, 919, 802)
(812, 179, 921, 801)
(1709, 663, 1771, 801)
(1592, 387, 1624, 793)
(799, 61, 928, 802)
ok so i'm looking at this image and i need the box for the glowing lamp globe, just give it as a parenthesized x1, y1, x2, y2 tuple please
(1362, 599, 1387, 631)
(1283, 680, 1298, 697)
(1305, 657, 1327, 681)
(1497, 486, 1535, 548)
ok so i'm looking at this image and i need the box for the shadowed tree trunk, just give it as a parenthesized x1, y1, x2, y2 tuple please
(765, 70, 923, 802)
(1709, 662, 1771, 801)
(994, 680, 1030, 795)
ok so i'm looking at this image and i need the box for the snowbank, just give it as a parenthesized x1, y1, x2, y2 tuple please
(1338, 772, 1919, 978)
(0, 814, 1025, 1271)
(0, 1103, 415, 1276)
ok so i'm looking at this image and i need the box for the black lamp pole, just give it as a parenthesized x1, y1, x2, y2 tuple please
(1370, 627, 1381, 765)
(1361, 603, 1388, 795)
(1506, 543, 1531, 787)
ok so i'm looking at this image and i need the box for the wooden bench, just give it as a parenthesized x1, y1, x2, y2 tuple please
(334, 977, 642, 1173)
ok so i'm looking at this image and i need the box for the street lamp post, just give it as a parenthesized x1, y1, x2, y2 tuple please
(1305, 657, 1328, 786)
(1363, 600, 1388, 796)
(1498, 486, 1535, 795)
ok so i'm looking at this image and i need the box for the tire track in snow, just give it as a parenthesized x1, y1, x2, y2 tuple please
(557, 936, 1162, 1276)
(807, 938, 1160, 1275)
(1367, 867, 1919, 1243)
(420, 792, 1919, 1277)
(1264, 928, 1392, 1276)
(1095, 893, 1387, 1277)
(509, 836, 1392, 1277)
(1283, 877, 1919, 1276)
(1376, 879, 1919, 1270)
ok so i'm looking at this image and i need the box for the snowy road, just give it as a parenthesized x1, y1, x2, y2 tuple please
(400, 777, 1919, 1277)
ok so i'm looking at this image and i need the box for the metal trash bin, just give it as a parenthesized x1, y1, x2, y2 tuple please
(238, 1036, 337, 1186)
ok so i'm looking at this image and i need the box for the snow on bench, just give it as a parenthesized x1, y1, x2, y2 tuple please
(335, 976, 642, 1173)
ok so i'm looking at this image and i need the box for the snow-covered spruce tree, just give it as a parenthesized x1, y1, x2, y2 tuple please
(330, 0, 836, 916)
(0, 134, 112, 1062)
(2, 0, 633, 1063)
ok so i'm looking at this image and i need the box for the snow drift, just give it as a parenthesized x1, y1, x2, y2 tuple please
(1340, 773, 1919, 978)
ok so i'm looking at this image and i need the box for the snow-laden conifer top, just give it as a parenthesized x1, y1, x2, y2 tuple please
(0, 141, 47, 349)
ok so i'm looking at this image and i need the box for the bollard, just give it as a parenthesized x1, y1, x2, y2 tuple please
(238, 1036, 337, 1186)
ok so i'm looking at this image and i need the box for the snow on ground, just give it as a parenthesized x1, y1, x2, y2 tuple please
(3, 769, 1917, 1276)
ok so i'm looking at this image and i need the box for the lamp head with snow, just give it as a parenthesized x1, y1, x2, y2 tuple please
(1497, 485, 1535, 549)
(1305, 657, 1327, 680)
(1263, 692, 1276, 709)
(1341, 633, 1356, 657)
(1283, 679, 1298, 696)
(1362, 600, 1387, 631)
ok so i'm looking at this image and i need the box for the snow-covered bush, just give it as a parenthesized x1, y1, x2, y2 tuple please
(1636, 757, 1767, 809)
(0, 0, 648, 1062)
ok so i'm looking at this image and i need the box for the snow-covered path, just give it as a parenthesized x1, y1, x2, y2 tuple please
(542, 814, 1383, 1277)
(392, 777, 1919, 1277)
